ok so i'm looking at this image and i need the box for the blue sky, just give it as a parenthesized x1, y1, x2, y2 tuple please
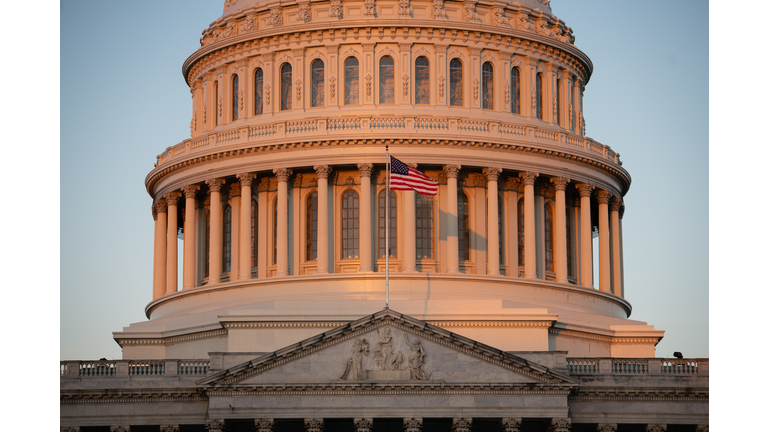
(56, 0, 710, 362)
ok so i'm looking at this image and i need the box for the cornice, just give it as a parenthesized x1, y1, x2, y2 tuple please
(204, 382, 574, 396)
(146, 138, 630, 198)
(570, 387, 709, 402)
(61, 389, 206, 404)
(222, 321, 348, 329)
(115, 329, 227, 348)
(549, 328, 662, 345)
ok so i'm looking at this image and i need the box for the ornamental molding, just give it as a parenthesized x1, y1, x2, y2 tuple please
(297, 3, 311, 23)
(222, 321, 348, 329)
(646, 426, 667, 432)
(342, 47, 362, 61)
(363, 0, 376, 17)
(273, 168, 293, 182)
(240, 13, 258, 33)
(206, 178, 226, 192)
(255, 419, 274, 432)
(453, 418, 472, 432)
(447, 49, 466, 62)
(236, 172, 256, 187)
(571, 387, 708, 402)
(111, 427, 130, 432)
(550, 176, 570, 191)
(438, 75, 445, 98)
(358, 163, 374, 177)
(399, 0, 412, 18)
(492, 7, 509, 26)
(159, 427, 180, 432)
(206, 419, 226, 432)
(413, 46, 432, 60)
(404, 418, 422, 432)
(329, 0, 343, 20)
(181, 184, 201, 199)
(462, 2, 480, 23)
(431, 0, 445, 19)
(60, 390, 207, 404)
(115, 329, 227, 347)
(596, 425, 617, 432)
(355, 418, 373, 432)
(502, 418, 522, 432)
(305, 419, 324, 432)
(428, 320, 553, 328)
(481, 53, 497, 65)
(266, 7, 283, 28)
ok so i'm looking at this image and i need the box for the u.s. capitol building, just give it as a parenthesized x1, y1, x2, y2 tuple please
(60, 0, 708, 431)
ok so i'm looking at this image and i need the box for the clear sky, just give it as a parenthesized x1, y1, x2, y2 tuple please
(58, 0, 709, 361)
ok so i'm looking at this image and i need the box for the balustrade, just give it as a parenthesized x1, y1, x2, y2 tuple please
(60, 360, 212, 378)
(566, 358, 706, 376)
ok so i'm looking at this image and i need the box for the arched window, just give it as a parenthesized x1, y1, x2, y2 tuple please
(449, 58, 463, 106)
(511, 67, 520, 114)
(273, 198, 278, 264)
(345, 57, 360, 105)
(545, 203, 554, 272)
(416, 194, 434, 259)
(458, 192, 469, 261)
(223, 204, 232, 272)
(281, 63, 292, 111)
(311, 60, 325, 108)
(378, 190, 397, 258)
(536, 73, 543, 120)
(251, 198, 258, 269)
(307, 192, 318, 261)
(556, 77, 562, 127)
(214, 81, 219, 126)
(379, 56, 395, 104)
(482, 62, 493, 109)
(415, 57, 430, 105)
(518, 198, 524, 267)
(341, 190, 360, 259)
(254, 68, 264, 115)
(231, 75, 239, 121)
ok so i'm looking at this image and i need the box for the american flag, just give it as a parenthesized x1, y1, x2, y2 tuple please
(389, 155, 438, 195)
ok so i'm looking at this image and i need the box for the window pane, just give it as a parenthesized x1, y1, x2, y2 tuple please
(416, 194, 433, 259)
(450, 58, 462, 106)
(311, 60, 325, 108)
(232, 75, 239, 121)
(379, 56, 395, 104)
(223, 205, 232, 272)
(306, 192, 318, 261)
(378, 190, 397, 258)
(511, 67, 520, 114)
(458, 192, 469, 261)
(273, 198, 278, 264)
(251, 198, 258, 268)
(556, 78, 562, 126)
(214, 81, 219, 126)
(545, 204, 553, 271)
(254, 69, 263, 115)
(536, 73, 543, 120)
(345, 57, 359, 105)
(518, 198, 524, 266)
(415, 57, 430, 105)
(342, 190, 359, 259)
(281, 63, 292, 111)
(482, 62, 493, 109)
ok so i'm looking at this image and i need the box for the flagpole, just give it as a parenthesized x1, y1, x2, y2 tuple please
(385, 145, 390, 309)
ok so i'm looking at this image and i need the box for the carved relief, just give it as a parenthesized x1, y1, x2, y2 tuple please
(404, 418, 423, 432)
(483, 167, 502, 182)
(402, 73, 409, 96)
(438, 75, 445, 98)
(181, 184, 201, 199)
(553, 95, 557, 119)
(575, 183, 595, 198)
(221, 21, 236, 39)
(159, 427, 179, 432)
(504, 83, 510, 105)
(330, 0, 343, 19)
(203, 105, 207, 124)
(314, 165, 332, 179)
(358, 163, 374, 177)
(462, 2, 480, 22)
(431, 0, 445, 19)
(516, 12, 534, 31)
(255, 419, 274, 432)
(366, 74, 373, 97)
(531, 89, 536, 112)
(236, 173, 255, 187)
(375, 327, 404, 371)
(549, 418, 572, 432)
(472, 78, 479, 101)
(453, 418, 472, 432)
(296, 79, 302, 101)
(265, 83, 272, 106)
(354, 418, 373, 432)
(645, 426, 667, 432)
(239, 89, 245, 113)
(217, 98, 222, 120)
(297, 3, 311, 22)
(330, 76, 337, 98)
(550, 176, 570, 191)
(399, 0, 412, 17)
(443, 164, 461, 178)
(205, 419, 226, 432)
(596, 425, 617, 432)
(111, 427, 130, 432)
(266, 7, 283, 27)
(340, 338, 370, 380)
(405, 334, 431, 380)
(536, 18, 551, 36)
(492, 7, 508, 26)
(223, 0, 236, 12)
(305, 419, 324, 432)
(538, 0, 551, 8)
(502, 418, 522, 432)
(363, 0, 376, 17)
(240, 13, 258, 33)
(519, 171, 538, 186)
(273, 168, 293, 182)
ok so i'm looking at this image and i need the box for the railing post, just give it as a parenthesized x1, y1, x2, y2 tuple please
(65, 361, 80, 377)
(698, 359, 708, 375)
(165, 360, 178, 375)
(598, 358, 612, 374)
(359, 115, 372, 133)
(318, 118, 327, 135)
(648, 358, 662, 374)
(209, 353, 224, 372)
(116, 360, 129, 376)
(403, 114, 416, 132)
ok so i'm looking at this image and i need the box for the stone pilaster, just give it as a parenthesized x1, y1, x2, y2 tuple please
(404, 418, 423, 432)
(502, 418, 522, 432)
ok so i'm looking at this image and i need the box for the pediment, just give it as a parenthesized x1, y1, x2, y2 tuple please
(199, 309, 577, 389)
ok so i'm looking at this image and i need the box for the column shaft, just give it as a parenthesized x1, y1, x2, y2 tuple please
(358, 164, 374, 272)
(445, 165, 461, 273)
(485, 168, 501, 275)
(521, 172, 538, 278)
(597, 190, 612, 293)
(154, 201, 168, 299)
(505, 178, 520, 277)
(182, 185, 199, 289)
(274, 169, 292, 276)
(165, 192, 181, 294)
(315, 166, 331, 274)
(207, 179, 225, 284)
(403, 190, 417, 272)
(610, 197, 622, 296)
(576, 183, 594, 288)
(237, 174, 255, 280)
(552, 177, 570, 282)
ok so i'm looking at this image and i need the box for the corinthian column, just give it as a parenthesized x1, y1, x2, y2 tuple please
(254, 419, 274, 432)
(237, 173, 255, 280)
(502, 418, 522, 432)
(304, 419, 324, 432)
(484, 167, 502, 275)
(354, 418, 373, 432)
(164, 191, 182, 294)
(404, 418, 423, 432)
(153, 201, 168, 299)
(596, 189, 612, 293)
(551, 177, 570, 282)
(610, 197, 623, 296)
(314, 165, 331, 274)
(520, 172, 538, 278)
(575, 183, 594, 288)
(181, 184, 200, 289)
(358, 164, 374, 272)
(206, 178, 225, 284)
(444, 164, 461, 273)
(274, 168, 292, 276)
(505, 177, 520, 276)
(549, 418, 572, 432)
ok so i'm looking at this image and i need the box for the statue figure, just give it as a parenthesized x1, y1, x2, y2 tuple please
(377, 327, 404, 371)
(340, 338, 369, 380)
(405, 335, 431, 380)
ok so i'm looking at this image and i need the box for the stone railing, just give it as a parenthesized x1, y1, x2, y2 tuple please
(60, 360, 211, 378)
(155, 115, 622, 168)
(566, 358, 707, 376)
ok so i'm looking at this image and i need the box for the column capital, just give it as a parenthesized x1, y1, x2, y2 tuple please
(519, 171, 538, 186)
(550, 176, 570, 191)
(273, 168, 293, 182)
(304, 418, 324, 432)
(236, 172, 256, 186)
(181, 184, 200, 199)
(452, 418, 472, 432)
(163, 191, 182, 206)
(111, 427, 130, 432)
(61, 428, 81, 432)
(314, 165, 332, 179)
(596, 189, 612, 204)
(354, 418, 373, 432)
(505, 176, 520, 191)
(695, 426, 708, 432)
(483, 167, 502, 182)
(597, 425, 617, 432)
(443, 164, 461, 179)
(549, 418, 572, 432)
(575, 182, 595, 197)
(155, 199, 168, 213)
(610, 196, 622, 212)
(254, 419, 274, 432)
(206, 178, 226, 192)
(404, 418, 423, 432)
(502, 418, 522, 432)
(160, 427, 180, 432)
(646, 426, 667, 432)
(357, 163, 374, 178)
(204, 419, 226, 432)
(229, 182, 242, 198)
